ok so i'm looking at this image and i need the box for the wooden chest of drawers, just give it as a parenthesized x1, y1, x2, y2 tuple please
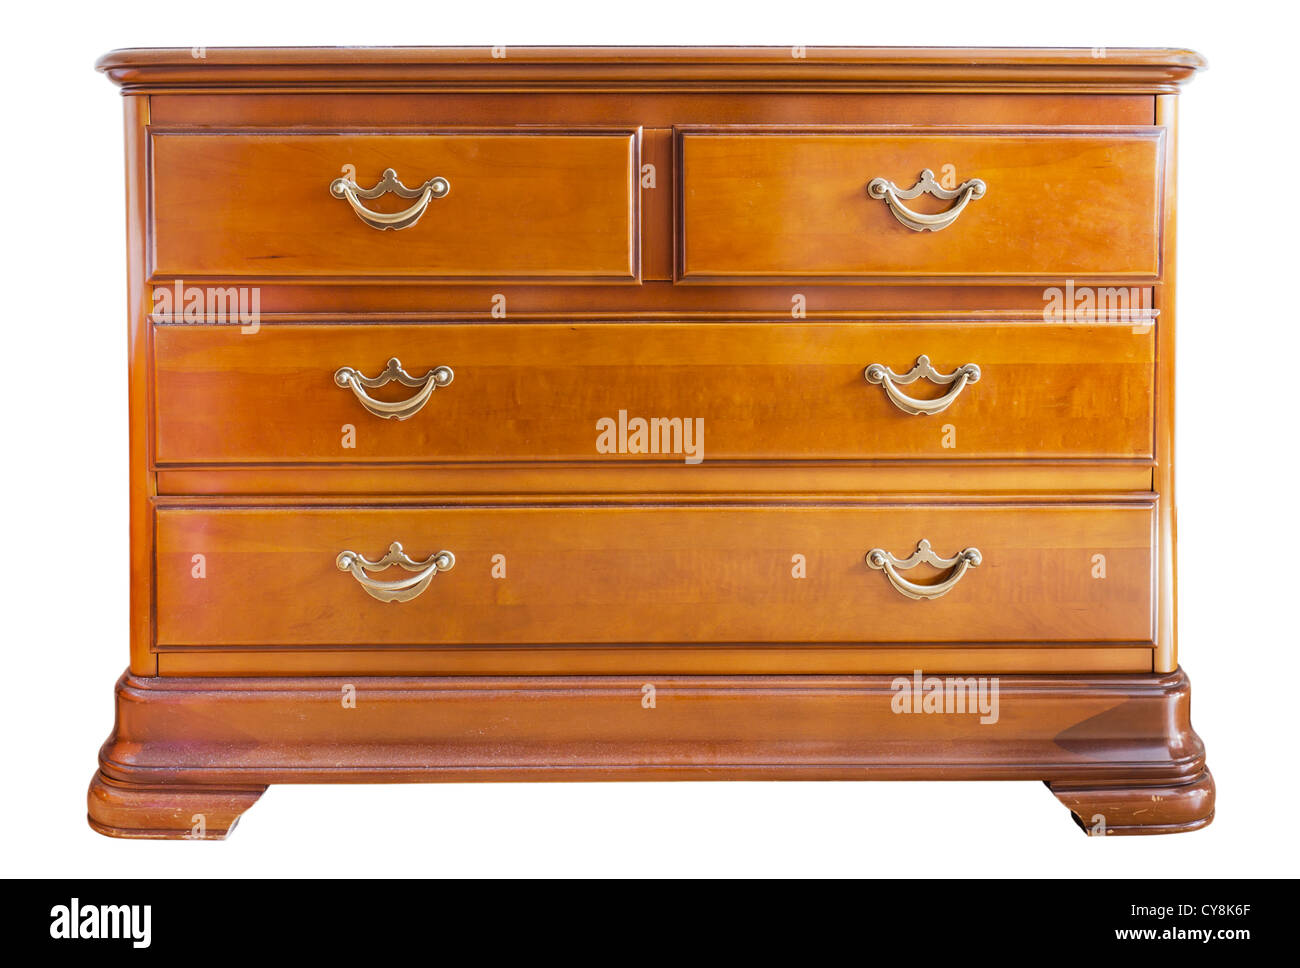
(90, 46, 1212, 838)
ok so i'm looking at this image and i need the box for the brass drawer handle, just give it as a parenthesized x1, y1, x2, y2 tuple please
(336, 542, 455, 603)
(864, 355, 980, 416)
(867, 168, 986, 232)
(866, 540, 981, 601)
(329, 167, 450, 231)
(335, 357, 453, 421)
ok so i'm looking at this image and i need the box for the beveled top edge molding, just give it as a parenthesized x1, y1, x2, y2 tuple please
(96, 46, 1208, 92)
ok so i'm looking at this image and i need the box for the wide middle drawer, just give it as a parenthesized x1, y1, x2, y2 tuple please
(153, 322, 1154, 463)
(155, 503, 1155, 646)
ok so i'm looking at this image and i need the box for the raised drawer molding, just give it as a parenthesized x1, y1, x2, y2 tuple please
(92, 47, 1211, 839)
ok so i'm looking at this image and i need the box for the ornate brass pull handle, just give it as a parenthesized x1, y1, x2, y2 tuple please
(865, 540, 981, 601)
(334, 357, 454, 421)
(867, 168, 986, 232)
(864, 355, 980, 416)
(329, 168, 450, 231)
(336, 542, 455, 603)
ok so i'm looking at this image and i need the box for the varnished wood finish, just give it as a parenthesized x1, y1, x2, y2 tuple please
(91, 668, 1212, 838)
(142, 284, 1148, 318)
(155, 503, 1155, 650)
(681, 129, 1163, 280)
(97, 668, 1205, 782)
(124, 95, 156, 677)
(148, 92, 1159, 128)
(154, 463, 1155, 499)
(95, 47, 1208, 837)
(88, 771, 264, 840)
(151, 131, 639, 281)
(641, 129, 674, 281)
(96, 47, 1207, 92)
(154, 322, 1154, 463)
(1153, 95, 1180, 674)
(1048, 769, 1215, 836)
(156, 645, 1154, 677)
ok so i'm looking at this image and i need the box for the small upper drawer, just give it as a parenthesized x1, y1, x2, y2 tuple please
(679, 128, 1164, 281)
(149, 130, 639, 281)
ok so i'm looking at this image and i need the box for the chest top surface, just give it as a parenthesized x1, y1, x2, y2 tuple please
(97, 46, 1206, 91)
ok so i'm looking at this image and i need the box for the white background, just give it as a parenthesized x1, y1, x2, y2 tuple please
(3, 0, 1296, 877)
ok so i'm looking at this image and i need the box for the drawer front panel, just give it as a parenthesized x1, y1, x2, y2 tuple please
(150, 131, 638, 280)
(153, 322, 1154, 463)
(680, 129, 1163, 280)
(156, 504, 1154, 646)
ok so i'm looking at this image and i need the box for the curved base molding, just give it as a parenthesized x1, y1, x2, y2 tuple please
(88, 770, 265, 840)
(91, 668, 1212, 839)
(1047, 769, 1215, 836)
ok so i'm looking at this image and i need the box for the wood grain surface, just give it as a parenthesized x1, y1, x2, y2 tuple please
(151, 131, 638, 280)
(153, 321, 1155, 463)
(155, 503, 1155, 647)
(681, 129, 1163, 280)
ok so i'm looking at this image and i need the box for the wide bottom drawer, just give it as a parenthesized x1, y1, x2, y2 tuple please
(156, 503, 1154, 648)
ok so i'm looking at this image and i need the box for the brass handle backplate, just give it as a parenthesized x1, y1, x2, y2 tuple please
(865, 540, 981, 601)
(336, 542, 455, 603)
(864, 355, 980, 416)
(335, 357, 454, 421)
(867, 168, 986, 232)
(329, 168, 450, 231)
